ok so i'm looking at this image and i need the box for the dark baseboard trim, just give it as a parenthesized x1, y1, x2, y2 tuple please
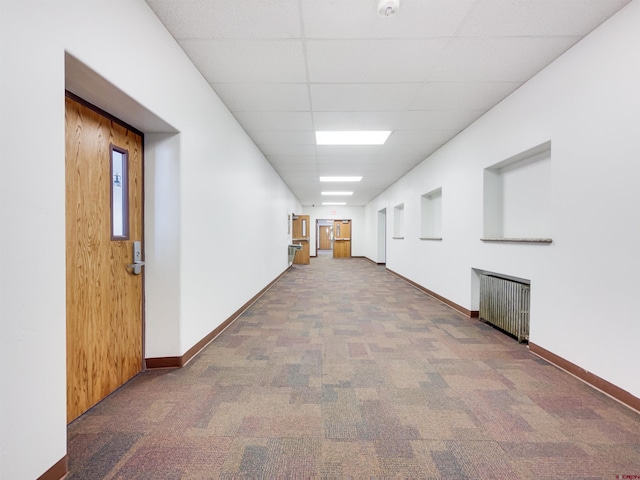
(386, 268, 474, 317)
(38, 456, 67, 480)
(146, 266, 292, 369)
(529, 342, 640, 413)
(365, 257, 386, 266)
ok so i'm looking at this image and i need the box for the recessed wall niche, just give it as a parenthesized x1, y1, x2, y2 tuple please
(420, 187, 442, 240)
(483, 141, 552, 242)
(393, 203, 404, 239)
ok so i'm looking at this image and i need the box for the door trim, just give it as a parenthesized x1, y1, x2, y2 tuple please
(66, 91, 144, 137)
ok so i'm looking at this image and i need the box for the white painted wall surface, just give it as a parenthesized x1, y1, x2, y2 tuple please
(365, 1, 640, 400)
(302, 205, 365, 257)
(0, 1, 300, 478)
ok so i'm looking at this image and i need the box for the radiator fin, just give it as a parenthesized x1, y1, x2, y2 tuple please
(479, 274, 530, 343)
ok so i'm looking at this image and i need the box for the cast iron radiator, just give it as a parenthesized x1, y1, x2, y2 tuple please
(479, 274, 530, 343)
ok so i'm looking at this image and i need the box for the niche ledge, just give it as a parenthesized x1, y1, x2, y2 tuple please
(392, 236, 405, 240)
(419, 237, 443, 241)
(481, 237, 552, 244)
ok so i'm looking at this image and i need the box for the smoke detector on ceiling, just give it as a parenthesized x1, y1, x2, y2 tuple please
(378, 0, 400, 17)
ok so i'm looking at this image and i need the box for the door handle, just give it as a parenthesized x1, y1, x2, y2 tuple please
(127, 241, 145, 275)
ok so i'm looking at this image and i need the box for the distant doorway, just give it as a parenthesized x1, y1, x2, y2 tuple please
(316, 219, 334, 252)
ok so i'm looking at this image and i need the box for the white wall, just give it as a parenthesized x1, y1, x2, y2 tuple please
(365, 1, 640, 400)
(0, 1, 300, 478)
(302, 205, 365, 257)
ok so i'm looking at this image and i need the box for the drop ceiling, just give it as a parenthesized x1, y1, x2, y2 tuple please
(145, 0, 630, 206)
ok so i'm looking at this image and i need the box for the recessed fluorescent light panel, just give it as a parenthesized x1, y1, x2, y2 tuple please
(319, 176, 363, 182)
(321, 191, 353, 196)
(316, 131, 391, 145)
(323, 202, 346, 206)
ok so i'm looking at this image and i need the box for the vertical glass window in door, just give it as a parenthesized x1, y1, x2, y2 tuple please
(111, 145, 129, 240)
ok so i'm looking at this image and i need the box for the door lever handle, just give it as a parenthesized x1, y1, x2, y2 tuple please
(127, 241, 145, 275)
(127, 261, 145, 275)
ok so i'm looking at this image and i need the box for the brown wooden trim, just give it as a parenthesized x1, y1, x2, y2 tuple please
(146, 266, 292, 369)
(470, 310, 480, 318)
(529, 342, 640, 413)
(37, 456, 67, 480)
(365, 257, 386, 266)
(65, 91, 144, 138)
(386, 268, 474, 317)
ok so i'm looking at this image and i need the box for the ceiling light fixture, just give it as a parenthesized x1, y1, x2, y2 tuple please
(321, 191, 353, 196)
(323, 202, 347, 206)
(316, 131, 391, 145)
(320, 176, 363, 182)
(378, 0, 399, 17)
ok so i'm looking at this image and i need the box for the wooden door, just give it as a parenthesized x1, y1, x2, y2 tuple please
(65, 96, 144, 423)
(292, 215, 310, 264)
(333, 220, 352, 258)
(319, 225, 332, 250)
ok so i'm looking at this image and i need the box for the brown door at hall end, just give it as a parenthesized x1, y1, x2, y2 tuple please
(318, 225, 332, 250)
(292, 214, 310, 264)
(333, 220, 351, 258)
(65, 96, 144, 423)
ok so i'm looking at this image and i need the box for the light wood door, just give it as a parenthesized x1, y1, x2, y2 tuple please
(333, 220, 352, 258)
(319, 225, 332, 250)
(292, 215, 310, 264)
(65, 96, 144, 423)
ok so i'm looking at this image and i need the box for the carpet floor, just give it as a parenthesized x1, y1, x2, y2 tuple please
(68, 254, 640, 479)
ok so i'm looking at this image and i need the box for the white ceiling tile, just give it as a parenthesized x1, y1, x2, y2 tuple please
(457, 0, 632, 37)
(233, 112, 313, 131)
(378, 141, 444, 159)
(180, 39, 307, 83)
(145, 0, 302, 39)
(410, 82, 522, 111)
(396, 110, 484, 130)
(317, 155, 381, 165)
(266, 155, 317, 166)
(313, 111, 403, 130)
(249, 131, 316, 145)
(301, 0, 477, 38)
(306, 39, 450, 83)
(316, 145, 384, 156)
(258, 144, 317, 156)
(310, 84, 421, 111)
(386, 129, 459, 145)
(144, 0, 631, 207)
(428, 36, 582, 82)
(213, 83, 310, 112)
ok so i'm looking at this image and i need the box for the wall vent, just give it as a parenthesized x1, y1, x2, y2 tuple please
(479, 274, 530, 343)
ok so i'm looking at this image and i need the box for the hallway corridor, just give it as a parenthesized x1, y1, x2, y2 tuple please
(68, 255, 640, 478)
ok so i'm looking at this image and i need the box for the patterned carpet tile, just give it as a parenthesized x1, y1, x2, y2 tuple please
(67, 254, 640, 478)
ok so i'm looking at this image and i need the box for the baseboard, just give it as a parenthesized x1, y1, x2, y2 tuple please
(529, 342, 640, 413)
(365, 257, 386, 265)
(146, 266, 291, 369)
(386, 268, 475, 317)
(37, 456, 67, 480)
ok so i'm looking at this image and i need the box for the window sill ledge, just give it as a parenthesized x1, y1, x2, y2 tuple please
(481, 237, 552, 244)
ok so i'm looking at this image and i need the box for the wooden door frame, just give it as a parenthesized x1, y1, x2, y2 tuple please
(65, 91, 146, 395)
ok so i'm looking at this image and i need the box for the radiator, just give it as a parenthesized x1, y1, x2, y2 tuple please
(479, 274, 530, 343)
